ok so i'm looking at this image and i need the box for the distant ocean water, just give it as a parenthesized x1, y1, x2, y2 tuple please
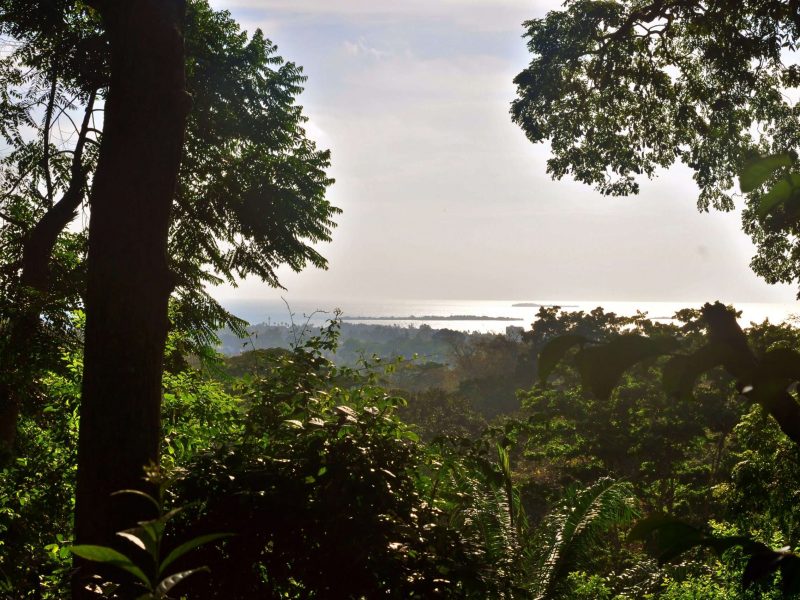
(219, 298, 800, 334)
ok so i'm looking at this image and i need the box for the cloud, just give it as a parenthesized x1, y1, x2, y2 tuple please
(212, 0, 554, 32)
(341, 38, 387, 59)
(205, 0, 797, 304)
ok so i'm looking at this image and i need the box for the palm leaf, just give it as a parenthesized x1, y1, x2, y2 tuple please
(527, 477, 639, 599)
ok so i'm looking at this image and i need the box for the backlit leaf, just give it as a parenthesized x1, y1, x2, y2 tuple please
(739, 153, 792, 193)
(70, 545, 150, 587)
(538, 334, 587, 384)
(576, 335, 677, 399)
(159, 533, 232, 576)
(757, 173, 800, 218)
(154, 567, 209, 595)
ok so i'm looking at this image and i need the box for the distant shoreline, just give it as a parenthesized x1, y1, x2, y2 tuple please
(340, 315, 524, 322)
(511, 302, 579, 308)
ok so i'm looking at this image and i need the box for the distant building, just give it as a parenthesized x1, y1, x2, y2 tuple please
(505, 325, 524, 342)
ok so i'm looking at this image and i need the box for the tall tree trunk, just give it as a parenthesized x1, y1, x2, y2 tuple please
(0, 90, 96, 458)
(73, 1, 188, 596)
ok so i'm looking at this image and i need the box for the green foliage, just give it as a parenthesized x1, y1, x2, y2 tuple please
(536, 303, 800, 596)
(527, 478, 639, 599)
(563, 571, 614, 600)
(630, 515, 800, 596)
(0, 318, 243, 598)
(0, 0, 338, 407)
(398, 388, 487, 441)
(165, 321, 521, 598)
(70, 467, 231, 599)
(6, 302, 800, 598)
(0, 347, 80, 598)
(172, 1, 339, 337)
(512, 0, 800, 289)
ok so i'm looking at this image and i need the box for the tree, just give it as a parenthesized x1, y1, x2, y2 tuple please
(512, 0, 800, 289)
(70, 1, 190, 596)
(0, 0, 104, 455)
(0, 0, 337, 594)
(0, 1, 337, 452)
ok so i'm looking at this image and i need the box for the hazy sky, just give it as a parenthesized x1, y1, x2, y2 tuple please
(210, 0, 797, 304)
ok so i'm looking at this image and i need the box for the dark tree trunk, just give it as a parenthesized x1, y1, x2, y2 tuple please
(0, 90, 96, 458)
(73, 1, 188, 596)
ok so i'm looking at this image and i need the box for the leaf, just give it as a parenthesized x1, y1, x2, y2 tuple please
(739, 153, 792, 193)
(661, 343, 731, 398)
(70, 545, 151, 587)
(758, 173, 800, 218)
(532, 478, 637, 597)
(758, 347, 800, 381)
(154, 567, 209, 595)
(156, 507, 184, 525)
(628, 514, 705, 563)
(117, 532, 146, 552)
(743, 547, 794, 589)
(537, 334, 587, 384)
(335, 405, 357, 418)
(159, 533, 232, 576)
(111, 489, 160, 513)
(630, 515, 767, 565)
(136, 517, 168, 551)
(118, 525, 159, 558)
(576, 335, 677, 399)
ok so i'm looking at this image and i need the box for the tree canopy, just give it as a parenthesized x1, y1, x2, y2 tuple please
(0, 0, 338, 345)
(512, 0, 800, 288)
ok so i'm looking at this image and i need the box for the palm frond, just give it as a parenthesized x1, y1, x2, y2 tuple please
(527, 477, 639, 599)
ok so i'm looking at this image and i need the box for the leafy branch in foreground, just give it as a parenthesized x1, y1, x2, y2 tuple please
(538, 301, 800, 594)
(629, 514, 800, 596)
(70, 466, 230, 599)
(539, 302, 800, 445)
(512, 0, 800, 291)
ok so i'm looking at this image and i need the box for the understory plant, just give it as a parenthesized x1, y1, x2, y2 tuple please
(70, 465, 230, 599)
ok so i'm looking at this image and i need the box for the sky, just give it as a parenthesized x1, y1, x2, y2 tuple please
(209, 0, 797, 305)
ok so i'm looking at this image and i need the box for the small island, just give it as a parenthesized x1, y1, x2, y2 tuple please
(341, 314, 524, 321)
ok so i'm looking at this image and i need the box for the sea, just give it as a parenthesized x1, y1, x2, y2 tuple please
(219, 298, 800, 334)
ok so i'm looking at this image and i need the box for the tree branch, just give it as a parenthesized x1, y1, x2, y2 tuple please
(0, 210, 27, 229)
(41, 69, 58, 207)
(21, 88, 97, 292)
(72, 89, 97, 171)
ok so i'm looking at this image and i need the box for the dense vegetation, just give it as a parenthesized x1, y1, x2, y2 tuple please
(5, 305, 800, 598)
(3, 0, 800, 598)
